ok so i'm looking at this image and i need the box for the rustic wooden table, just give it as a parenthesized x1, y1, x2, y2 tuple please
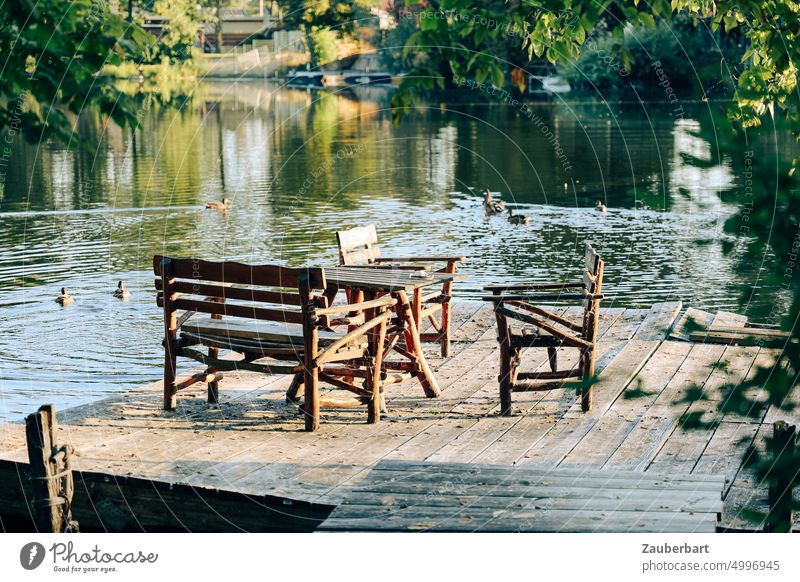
(322, 266, 468, 398)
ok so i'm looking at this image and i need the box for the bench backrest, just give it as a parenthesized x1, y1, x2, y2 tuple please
(154, 255, 326, 325)
(336, 224, 381, 266)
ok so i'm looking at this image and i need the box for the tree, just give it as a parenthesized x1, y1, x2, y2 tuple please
(152, 0, 202, 60)
(276, 0, 356, 68)
(0, 0, 150, 144)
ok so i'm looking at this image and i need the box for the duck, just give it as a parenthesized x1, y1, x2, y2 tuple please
(507, 208, 530, 225)
(113, 280, 132, 300)
(55, 287, 74, 306)
(595, 200, 608, 212)
(205, 197, 231, 211)
(483, 188, 506, 214)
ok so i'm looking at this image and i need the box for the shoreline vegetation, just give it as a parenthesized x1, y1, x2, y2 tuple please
(102, 11, 744, 107)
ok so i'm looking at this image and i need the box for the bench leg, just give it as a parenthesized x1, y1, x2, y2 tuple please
(303, 366, 320, 432)
(163, 342, 177, 410)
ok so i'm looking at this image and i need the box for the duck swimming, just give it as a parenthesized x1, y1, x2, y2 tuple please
(507, 208, 530, 224)
(595, 201, 608, 212)
(56, 287, 74, 306)
(113, 280, 132, 300)
(483, 188, 506, 214)
(205, 197, 231, 210)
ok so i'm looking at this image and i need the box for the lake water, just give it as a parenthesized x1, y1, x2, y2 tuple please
(0, 81, 789, 421)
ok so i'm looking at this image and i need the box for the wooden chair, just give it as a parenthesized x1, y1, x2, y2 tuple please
(335, 224, 464, 357)
(482, 243, 605, 415)
(154, 255, 396, 431)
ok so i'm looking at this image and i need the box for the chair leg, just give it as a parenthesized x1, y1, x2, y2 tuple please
(303, 366, 320, 432)
(509, 346, 521, 385)
(547, 347, 558, 373)
(495, 313, 513, 416)
(286, 373, 304, 403)
(440, 301, 451, 358)
(580, 349, 593, 412)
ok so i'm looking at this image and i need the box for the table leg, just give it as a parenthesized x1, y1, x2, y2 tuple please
(412, 287, 422, 334)
(395, 290, 440, 398)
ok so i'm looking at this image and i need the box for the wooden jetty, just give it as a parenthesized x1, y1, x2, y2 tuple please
(0, 300, 795, 532)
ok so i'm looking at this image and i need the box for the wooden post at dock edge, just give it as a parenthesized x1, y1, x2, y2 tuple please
(25, 404, 78, 533)
(766, 421, 796, 533)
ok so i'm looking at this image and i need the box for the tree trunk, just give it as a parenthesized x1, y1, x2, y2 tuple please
(216, 0, 224, 53)
(303, 27, 317, 69)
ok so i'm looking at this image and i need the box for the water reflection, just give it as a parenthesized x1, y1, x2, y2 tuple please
(0, 81, 792, 420)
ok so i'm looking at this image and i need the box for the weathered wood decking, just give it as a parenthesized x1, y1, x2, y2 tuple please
(319, 460, 725, 532)
(0, 300, 795, 532)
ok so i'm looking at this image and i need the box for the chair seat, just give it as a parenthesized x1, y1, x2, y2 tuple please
(181, 317, 368, 349)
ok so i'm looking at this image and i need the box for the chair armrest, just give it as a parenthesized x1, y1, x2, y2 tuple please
(483, 282, 583, 291)
(375, 256, 465, 263)
(481, 292, 604, 302)
(317, 295, 397, 316)
(341, 264, 431, 271)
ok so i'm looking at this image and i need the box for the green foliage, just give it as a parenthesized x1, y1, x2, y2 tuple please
(379, 15, 420, 73)
(152, 0, 201, 62)
(276, 0, 356, 67)
(310, 28, 339, 65)
(0, 0, 151, 144)
(557, 15, 745, 98)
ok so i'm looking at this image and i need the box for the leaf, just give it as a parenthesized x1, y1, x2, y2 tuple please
(489, 65, 504, 88)
(639, 13, 655, 28)
(403, 32, 422, 61)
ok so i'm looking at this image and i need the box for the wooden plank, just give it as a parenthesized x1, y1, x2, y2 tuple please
(370, 460, 726, 485)
(710, 310, 748, 328)
(154, 255, 326, 289)
(319, 506, 717, 532)
(332, 490, 722, 513)
(181, 317, 342, 345)
(670, 308, 714, 341)
(689, 330, 792, 347)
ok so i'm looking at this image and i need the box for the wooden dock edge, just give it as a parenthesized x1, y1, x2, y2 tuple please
(0, 460, 333, 533)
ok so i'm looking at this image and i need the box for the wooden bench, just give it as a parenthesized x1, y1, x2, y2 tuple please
(336, 224, 465, 357)
(154, 255, 396, 431)
(482, 243, 605, 414)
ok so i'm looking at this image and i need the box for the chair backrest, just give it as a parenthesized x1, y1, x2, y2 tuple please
(582, 243, 604, 337)
(336, 224, 381, 266)
(154, 255, 326, 325)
